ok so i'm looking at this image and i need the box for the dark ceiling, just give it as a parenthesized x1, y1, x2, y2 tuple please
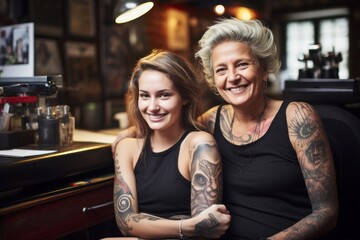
(158, 0, 265, 11)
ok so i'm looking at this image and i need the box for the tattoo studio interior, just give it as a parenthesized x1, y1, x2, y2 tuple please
(0, 0, 359, 239)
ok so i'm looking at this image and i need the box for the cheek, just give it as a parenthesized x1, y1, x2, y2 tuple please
(138, 100, 147, 112)
(167, 99, 183, 113)
(214, 76, 225, 88)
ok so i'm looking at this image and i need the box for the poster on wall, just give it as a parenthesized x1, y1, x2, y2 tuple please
(65, 41, 101, 102)
(167, 9, 189, 50)
(35, 38, 63, 76)
(0, 22, 34, 77)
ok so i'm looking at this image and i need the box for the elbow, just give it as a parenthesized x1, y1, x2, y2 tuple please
(322, 204, 339, 232)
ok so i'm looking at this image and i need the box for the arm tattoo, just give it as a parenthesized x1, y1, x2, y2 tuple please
(190, 142, 222, 216)
(114, 175, 135, 235)
(194, 213, 220, 236)
(284, 103, 337, 238)
(288, 103, 319, 147)
(114, 173, 160, 236)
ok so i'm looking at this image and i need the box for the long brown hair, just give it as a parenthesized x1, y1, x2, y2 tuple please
(126, 49, 205, 139)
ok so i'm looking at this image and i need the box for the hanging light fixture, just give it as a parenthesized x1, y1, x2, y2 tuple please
(114, 0, 154, 24)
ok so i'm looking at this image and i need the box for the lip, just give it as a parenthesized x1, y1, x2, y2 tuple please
(147, 113, 167, 121)
(227, 84, 248, 92)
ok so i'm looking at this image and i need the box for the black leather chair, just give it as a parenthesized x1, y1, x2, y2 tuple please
(314, 104, 360, 240)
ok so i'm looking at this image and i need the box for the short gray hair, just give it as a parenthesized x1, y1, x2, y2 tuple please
(195, 18, 281, 87)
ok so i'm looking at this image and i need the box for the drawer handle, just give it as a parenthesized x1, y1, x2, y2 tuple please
(82, 201, 113, 213)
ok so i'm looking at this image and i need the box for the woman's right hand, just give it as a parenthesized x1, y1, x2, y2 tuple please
(187, 204, 231, 239)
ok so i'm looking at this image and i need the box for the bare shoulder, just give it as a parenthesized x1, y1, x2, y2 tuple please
(116, 137, 143, 152)
(187, 131, 217, 146)
(114, 137, 144, 165)
(185, 131, 220, 165)
(286, 101, 319, 119)
(285, 101, 325, 149)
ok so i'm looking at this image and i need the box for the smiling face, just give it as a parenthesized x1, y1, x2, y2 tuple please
(138, 69, 185, 132)
(211, 41, 268, 107)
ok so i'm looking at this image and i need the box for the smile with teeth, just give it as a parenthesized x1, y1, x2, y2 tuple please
(148, 113, 167, 120)
(228, 85, 247, 92)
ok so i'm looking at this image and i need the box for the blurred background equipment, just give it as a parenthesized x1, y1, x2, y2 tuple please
(298, 43, 343, 79)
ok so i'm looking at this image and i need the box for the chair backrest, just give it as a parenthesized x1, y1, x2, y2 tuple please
(314, 104, 360, 240)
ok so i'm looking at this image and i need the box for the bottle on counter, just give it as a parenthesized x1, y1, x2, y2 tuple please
(55, 105, 74, 147)
(37, 106, 60, 148)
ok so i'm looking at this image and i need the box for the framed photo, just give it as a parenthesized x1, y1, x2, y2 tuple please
(65, 41, 101, 102)
(68, 0, 96, 37)
(102, 26, 133, 97)
(35, 38, 63, 76)
(0, 22, 34, 77)
(167, 9, 189, 50)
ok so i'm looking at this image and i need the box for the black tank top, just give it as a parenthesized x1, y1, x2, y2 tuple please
(215, 101, 312, 239)
(135, 132, 191, 218)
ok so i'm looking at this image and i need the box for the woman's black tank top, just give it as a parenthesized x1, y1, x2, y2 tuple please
(135, 132, 191, 219)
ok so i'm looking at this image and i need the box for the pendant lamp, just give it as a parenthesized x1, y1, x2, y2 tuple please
(114, 0, 154, 24)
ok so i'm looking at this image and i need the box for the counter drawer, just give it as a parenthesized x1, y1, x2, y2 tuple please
(0, 179, 115, 240)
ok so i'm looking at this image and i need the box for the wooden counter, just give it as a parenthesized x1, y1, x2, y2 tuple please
(0, 142, 120, 240)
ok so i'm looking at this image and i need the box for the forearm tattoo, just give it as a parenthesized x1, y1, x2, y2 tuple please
(190, 141, 222, 216)
(114, 172, 160, 235)
(194, 213, 219, 236)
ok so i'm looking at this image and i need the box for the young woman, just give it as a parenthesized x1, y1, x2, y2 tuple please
(110, 49, 230, 239)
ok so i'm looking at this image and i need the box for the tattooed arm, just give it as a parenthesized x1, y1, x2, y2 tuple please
(269, 102, 338, 240)
(114, 137, 230, 239)
(182, 132, 230, 238)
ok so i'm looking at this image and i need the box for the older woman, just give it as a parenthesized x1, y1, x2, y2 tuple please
(195, 18, 338, 240)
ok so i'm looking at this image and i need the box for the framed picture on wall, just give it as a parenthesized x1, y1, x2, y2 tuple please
(102, 25, 133, 97)
(167, 9, 189, 50)
(0, 22, 34, 77)
(35, 38, 63, 76)
(65, 41, 101, 102)
(68, 0, 96, 37)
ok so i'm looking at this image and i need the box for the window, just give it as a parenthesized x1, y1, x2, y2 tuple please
(283, 8, 349, 81)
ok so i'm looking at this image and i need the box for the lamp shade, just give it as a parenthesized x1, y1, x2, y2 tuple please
(114, 0, 154, 24)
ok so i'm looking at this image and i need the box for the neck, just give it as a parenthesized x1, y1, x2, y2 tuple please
(151, 126, 185, 152)
(233, 96, 268, 124)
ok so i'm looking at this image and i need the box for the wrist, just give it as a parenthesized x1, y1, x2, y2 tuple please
(180, 218, 195, 238)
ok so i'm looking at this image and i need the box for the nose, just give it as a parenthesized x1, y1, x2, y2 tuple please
(148, 97, 159, 111)
(228, 68, 240, 82)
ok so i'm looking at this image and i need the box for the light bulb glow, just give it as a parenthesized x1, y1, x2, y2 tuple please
(214, 5, 225, 15)
(235, 7, 254, 20)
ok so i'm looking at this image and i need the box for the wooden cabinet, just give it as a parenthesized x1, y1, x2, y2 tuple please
(0, 178, 116, 240)
(0, 142, 121, 240)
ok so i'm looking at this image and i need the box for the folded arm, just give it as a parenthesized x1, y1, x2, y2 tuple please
(114, 137, 230, 239)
